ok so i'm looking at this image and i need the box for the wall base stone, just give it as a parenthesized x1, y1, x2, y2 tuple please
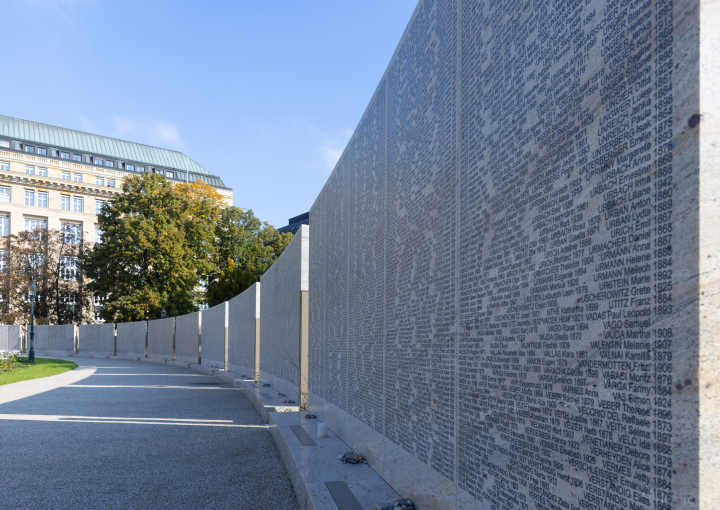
(269, 411, 399, 510)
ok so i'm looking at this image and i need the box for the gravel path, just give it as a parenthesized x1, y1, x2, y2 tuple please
(0, 358, 299, 510)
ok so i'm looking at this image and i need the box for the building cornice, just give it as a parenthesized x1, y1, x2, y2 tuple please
(0, 173, 119, 199)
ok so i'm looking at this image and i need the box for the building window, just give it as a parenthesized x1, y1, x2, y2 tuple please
(61, 223, 82, 244)
(167, 171, 174, 179)
(95, 199, 105, 215)
(95, 177, 104, 186)
(62, 171, 71, 181)
(24, 190, 35, 206)
(73, 197, 83, 213)
(26, 166, 35, 175)
(60, 292, 79, 306)
(127, 164, 135, 172)
(0, 161, 8, 171)
(37, 147, 47, 156)
(37, 191, 48, 208)
(24, 145, 35, 153)
(95, 226, 102, 244)
(105, 160, 114, 168)
(60, 256, 80, 281)
(73, 173, 82, 182)
(157, 169, 164, 176)
(0, 215, 8, 236)
(137, 166, 145, 172)
(24, 218, 46, 231)
(107, 179, 115, 188)
(72, 154, 82, 162)
(61, 195, 70, 211)
(61, 151, 70, 160)
(38, 167, 47, 177)
(94, 158, 103, 166)
(0, 249, 6, 273)
(0, 186, 9, 203)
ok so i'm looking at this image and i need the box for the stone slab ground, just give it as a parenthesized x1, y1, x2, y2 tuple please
(0, 358, 298, 510)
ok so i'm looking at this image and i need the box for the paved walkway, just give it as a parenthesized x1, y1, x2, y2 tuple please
(0, 358, 299, 509)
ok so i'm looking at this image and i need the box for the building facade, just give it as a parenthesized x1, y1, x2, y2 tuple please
(0, 115, 233, 321)
(0, 115, 232, 243)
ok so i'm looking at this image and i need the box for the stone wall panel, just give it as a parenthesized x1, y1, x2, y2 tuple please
(228, 283, 259, 376)
(78, 323, 115, 356)
(116, 321, 146, 358)
(147, 317, 174, 361)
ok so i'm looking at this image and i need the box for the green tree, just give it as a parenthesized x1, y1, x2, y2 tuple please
(205, 259, 257, 307)
(82, 172, 222, 322)
(2, 227, 93, 325)
(207, 207, 292, 306)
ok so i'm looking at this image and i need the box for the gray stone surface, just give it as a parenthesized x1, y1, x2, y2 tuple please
(147, 317, 174, 361)
(269, 412, 398, 510)
(0, 358, 299, 509)
(228, 283, 260, 376)
(175, 311, 200, 364)
(33, 325, 75, 356)
(201, 301, 227, 370)
(116, 321, 146, 359)
(78, 323, 115, 357)
(0, 325, 22, 351)
(260, 225, 308, 391)
(308, 0, 715, 508)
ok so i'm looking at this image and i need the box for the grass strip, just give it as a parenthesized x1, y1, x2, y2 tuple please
(0, 358, 77, 386)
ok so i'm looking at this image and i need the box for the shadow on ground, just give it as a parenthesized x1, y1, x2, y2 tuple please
(0, 359, 299, 510)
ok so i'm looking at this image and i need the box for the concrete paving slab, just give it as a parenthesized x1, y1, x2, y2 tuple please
(0, 358, 299, 509)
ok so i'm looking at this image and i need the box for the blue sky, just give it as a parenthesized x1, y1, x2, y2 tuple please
(3, 0, 418, 228)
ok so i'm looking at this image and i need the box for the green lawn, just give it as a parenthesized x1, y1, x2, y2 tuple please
(0, 357, 77, 386)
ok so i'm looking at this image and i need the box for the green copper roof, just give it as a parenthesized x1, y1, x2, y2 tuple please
(0, 115, 213, 176)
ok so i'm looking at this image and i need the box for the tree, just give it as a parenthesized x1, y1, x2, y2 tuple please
(207, 207, 292, 306)
(1, 227, 93, 325)
(82, 172, 221, 322)
(205, 259, 258, 307)
(175, 180, 224, 282)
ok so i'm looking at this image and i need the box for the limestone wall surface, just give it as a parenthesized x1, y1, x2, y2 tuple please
(78, 323, 115, 356)
(307, 0, 715, 507)
(147, 317, 174, 360)
(259, 225, 308, 393)
(33, 325, 74, 356)
(175, 312, 200, 364)
(201, 302, 227, 370)
(0, 325, 22, 351)
(228, 283, 259, 376)
(116, 321, 146, 358)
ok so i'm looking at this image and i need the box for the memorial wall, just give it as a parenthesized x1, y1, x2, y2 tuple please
(260, 225, 308, 398)
(116, 321, 146, 359)
(0, 325, 22, 351)
(228, 283, 260, 376)
(308, 0, 717, 508)
(147, 317, 174, 361)
(175, 312, 200, 364)
(78, 323, 115, 356)
(201, 302, 227, 370)
(33, 325, 75, 356)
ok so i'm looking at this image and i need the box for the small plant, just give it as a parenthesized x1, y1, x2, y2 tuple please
(0, 350, 24, 374)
